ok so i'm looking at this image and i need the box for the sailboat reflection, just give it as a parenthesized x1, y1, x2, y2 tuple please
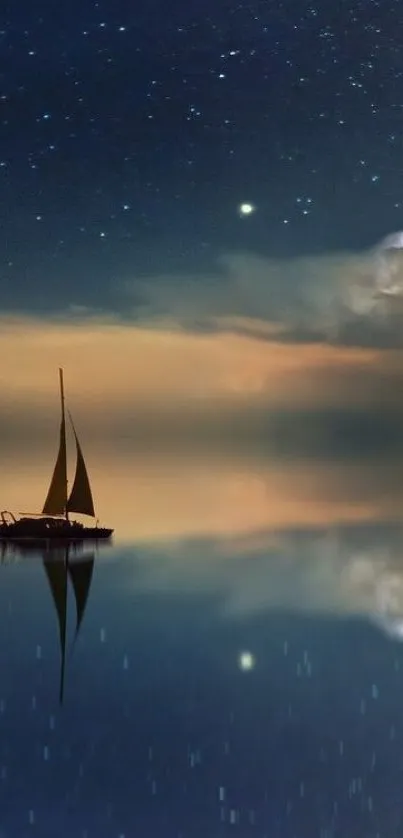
(43, 544, 95, 705)
(3, 540, 100, 705)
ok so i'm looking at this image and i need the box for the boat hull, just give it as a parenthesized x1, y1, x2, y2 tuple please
(0, 519, 113, 542)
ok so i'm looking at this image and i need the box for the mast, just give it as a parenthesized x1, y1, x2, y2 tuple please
(59, 368, 69, 523)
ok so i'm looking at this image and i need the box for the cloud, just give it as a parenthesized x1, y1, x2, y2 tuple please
(124, 233, 403, 348)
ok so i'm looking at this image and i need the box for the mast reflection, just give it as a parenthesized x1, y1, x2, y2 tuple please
(1, 539, 109, 705)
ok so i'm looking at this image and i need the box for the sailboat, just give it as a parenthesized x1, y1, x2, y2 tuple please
(0, 368, 113, 541)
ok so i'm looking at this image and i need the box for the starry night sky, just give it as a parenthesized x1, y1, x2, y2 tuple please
(3, 0, 403, 314)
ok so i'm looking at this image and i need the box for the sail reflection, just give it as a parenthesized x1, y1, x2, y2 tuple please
(43, 547, 95, 705)
(1, 540, 102, 705)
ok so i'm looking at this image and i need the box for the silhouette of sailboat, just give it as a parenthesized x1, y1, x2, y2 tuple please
(0, 368, 113, 541)
(43, 545, 95, 705)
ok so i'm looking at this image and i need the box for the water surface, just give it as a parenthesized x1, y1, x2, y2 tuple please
(1, 457, 403, 837)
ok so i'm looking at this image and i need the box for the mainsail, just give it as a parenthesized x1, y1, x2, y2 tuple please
(42, 370, 68, 516)
(42, 369, 96, 519)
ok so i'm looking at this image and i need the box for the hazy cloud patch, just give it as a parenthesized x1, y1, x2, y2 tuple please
(125, 234, 403, 348)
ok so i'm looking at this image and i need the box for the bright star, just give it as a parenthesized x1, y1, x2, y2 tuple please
(238, 202, 256, 216)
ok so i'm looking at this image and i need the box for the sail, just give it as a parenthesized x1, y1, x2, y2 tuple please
(43, 554, 68, 705)
(68, 554, 95, 640)
(66, 417, 95, 518)
(42, 416, 68, 515)
(42, 368, 68, 517)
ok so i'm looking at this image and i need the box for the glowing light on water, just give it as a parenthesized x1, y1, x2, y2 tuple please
(238, 650, 255, 671)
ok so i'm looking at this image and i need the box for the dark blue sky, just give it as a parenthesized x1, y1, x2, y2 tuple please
(2, 0, 403, 312)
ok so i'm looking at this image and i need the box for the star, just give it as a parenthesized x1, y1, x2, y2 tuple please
(238, 202, 256, 217)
